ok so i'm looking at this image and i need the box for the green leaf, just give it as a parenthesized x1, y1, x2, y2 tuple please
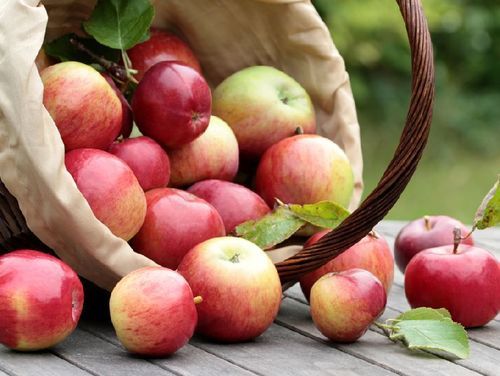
(83, 0, 154, 50)
(395, 307, 452, 321)
(474, 175, 500, 230)
(44, 34, 120, 64)
(235, 207, 305, 250)
(286, 201, 350, 229)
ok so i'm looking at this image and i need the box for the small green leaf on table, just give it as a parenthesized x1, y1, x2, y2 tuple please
(286, 201, 350, 229)
(376, 307, 469, 359)
(234, 207, 305, 250)
(474, 175, 500, 230)
(83, 0, 155, 50)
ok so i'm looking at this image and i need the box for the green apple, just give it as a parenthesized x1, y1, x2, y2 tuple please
(212, 66, 316, 157)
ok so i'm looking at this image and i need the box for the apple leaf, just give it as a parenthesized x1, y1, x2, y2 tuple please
(377, 308, 469, 359)
(83, 0, 154, 50)
(474, 175, 500, 230)
(286, 201, 350, 229)
(44, 34, 120, 64)
(234, 207, 305, 250)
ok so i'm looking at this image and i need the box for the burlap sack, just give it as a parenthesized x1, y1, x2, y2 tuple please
(0, 0, 362, 290)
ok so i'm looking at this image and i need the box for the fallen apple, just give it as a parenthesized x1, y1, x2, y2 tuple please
(0, 250, 84, 351)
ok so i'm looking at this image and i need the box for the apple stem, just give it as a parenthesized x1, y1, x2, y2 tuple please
(69, 37, 129, 83)
(295, 126, 304, 135)
(453, 226, 461, 254)
(193, 296, 203, 305)
(424, 215, 431, 231)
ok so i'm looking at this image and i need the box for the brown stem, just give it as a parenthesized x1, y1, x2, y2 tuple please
(452, 226, 461, 254)
(423, 215, 431, 231)
(295, 126, 304, 135)
(193, 296, 203, 305)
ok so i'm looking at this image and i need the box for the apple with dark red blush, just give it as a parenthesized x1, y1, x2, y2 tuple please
(394, 215, 474, 273)
(101, 73, 133, 138)
(132, 61, 211, 148)
(109, 136, 170, 191)
(128, 29, 201, 81)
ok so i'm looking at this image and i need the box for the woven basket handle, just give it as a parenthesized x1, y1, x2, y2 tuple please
(276, 0, 435, 283)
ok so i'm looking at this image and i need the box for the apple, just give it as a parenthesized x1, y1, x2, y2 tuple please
(394, 215, 474, 273)
(255, 134, 354, 208)
(41, 61, 122, 151)
(101, 73, 133, 138)
(168, 116, 239, 187)
(177, 237, 282, 342)
(110, 266, 198, 356)
(310, 269, 387, 342)
(65, 148, 146, 241)
(212, 65, 316, 157)
(109, 136, 170, 191)
(300, 231, 394, 301)
(132, 61, 211, 148)
(0, 250, 84, 351)
(128, 29, 202, 81)
(405, 243, 500, 328)
(130, 188, 225, 269)
(187, 179, 271, 233)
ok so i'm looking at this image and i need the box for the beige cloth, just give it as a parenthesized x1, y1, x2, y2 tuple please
(0, 0, 362, 290)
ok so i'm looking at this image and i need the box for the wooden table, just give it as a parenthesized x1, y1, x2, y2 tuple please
(1, 221, 499, 376)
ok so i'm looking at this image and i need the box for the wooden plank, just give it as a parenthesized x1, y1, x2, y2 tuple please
(81, 321, 258, 376)
(0, 344, 91, 376)
(277, 297, 479, 376)
(52, 328, 174, 376)
(191, 323, 396, 376)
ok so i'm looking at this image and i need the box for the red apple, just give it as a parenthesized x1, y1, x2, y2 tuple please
(177, 237, 282, 342)
(300, 231, 394, 301)
(65, 148, 146, 241)
(394, 215, 474, 273)
(128, 29, 201, 81)
(130, 188, 225, 269)
(42, 61, 122, 151)
(109, 136, 170, 191)
(110, 267, 198, 356)
(101, 73, 133, 138)
(405, 244, 500, 328)
(212, 66, 316, 157)
(132, 61, 211, 148)
(255, 134, 354, 208)
(187, 179, 271, 233)
(168, 116, 239, 187)
(0, 250, 84, 351)
(310, 269, 387, 342)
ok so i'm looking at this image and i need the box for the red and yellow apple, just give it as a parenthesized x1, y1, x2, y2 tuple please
(130, 188, 225, 269)
(110, 267, 198, 356)
(0, 250, 84, 351)
(300, 231, 394, 301)
(168, 116, 239, 187)
(255, 134, 354, 208)
(212, 65, 316, 157)
(65, 148, 146, 241)
(42, 61, 122, 151)
(177, 237, 282, 342)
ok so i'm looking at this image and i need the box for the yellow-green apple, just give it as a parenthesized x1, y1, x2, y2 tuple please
(65, 148, 146, 240)
(128, 29, 202, 81)
(310, 269, 387, 342)
(109, 136, 170, 191)
(212, 66, 316, 157)
(187, 179, 270, 233)
(41, 61, 122, 151)
(101, 73, 133, 138)
(168, 116, 239, 187)
(177, 237, 282, 342)
(300, 231, 393, 301)
(132, 61, 211, 148)
(255, 134, 354, 208)
(0, 250, 84, 351)
(110, 267, 198, 356)
(394, 215, 474, 273)
(405, 244, 500, 328)
(130, 188, 225, 269)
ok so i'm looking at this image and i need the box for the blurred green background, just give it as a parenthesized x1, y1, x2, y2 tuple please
(313, 0, 499, 223)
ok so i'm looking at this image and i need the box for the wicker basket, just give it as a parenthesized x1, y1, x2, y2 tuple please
(0, 0, 434, 288)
